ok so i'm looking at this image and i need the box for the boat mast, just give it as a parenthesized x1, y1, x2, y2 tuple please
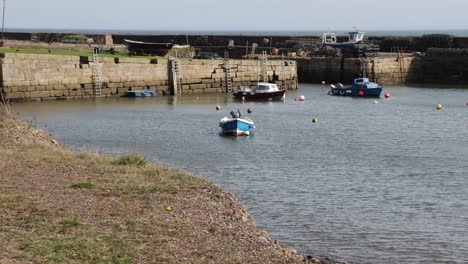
(1, 0, 5, 46)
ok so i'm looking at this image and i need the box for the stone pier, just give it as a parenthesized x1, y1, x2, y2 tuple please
(297, 55, 468, 86)
(0, 53, 298, 101)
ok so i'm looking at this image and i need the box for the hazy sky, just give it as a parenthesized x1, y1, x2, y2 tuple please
(4, 0, 468, 31)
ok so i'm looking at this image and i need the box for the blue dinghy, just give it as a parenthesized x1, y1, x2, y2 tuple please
(329, 78, 383, 97)
(126, 90, 156, 97)
(219, 110, 255, 136)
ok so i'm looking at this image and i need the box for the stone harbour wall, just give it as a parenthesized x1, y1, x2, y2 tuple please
(177, 59, 298, 95)
(0, 53, 298, 101)
(297, 57, 417, 86)
(297, 56, 468, 86)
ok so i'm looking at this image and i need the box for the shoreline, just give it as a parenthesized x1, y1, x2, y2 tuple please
(0, 110, 346, 263)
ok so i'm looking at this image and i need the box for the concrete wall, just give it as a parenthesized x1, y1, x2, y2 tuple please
(0, 53, 297, 101)
(297, 56, 468, 86)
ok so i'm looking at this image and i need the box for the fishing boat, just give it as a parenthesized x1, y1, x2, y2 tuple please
(322, 29, 365, 49)
(126, 90, 156, 97)
(328, 78, 383, 97)
(219, 110, 255, 136)
(124, 39, 174, 56)
(233, 82, 286, 101)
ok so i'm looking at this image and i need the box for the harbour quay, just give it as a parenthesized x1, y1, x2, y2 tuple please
(1, 32, 468, 101)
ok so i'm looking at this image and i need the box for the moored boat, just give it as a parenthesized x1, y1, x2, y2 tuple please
(322, 29, 366, 49)
(329, 78, 383, 97)
(124, 39, 174, 56)
(233, 82, 286, 101)
(126, 90, 156, 97)
(219, 110, 255, 136)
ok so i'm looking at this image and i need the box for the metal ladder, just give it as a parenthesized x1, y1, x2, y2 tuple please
(170, 58, 182, 95)
(92, 48, 101, 97)
(224, 51, 232, 92)
(261, 50, 268, 82)
(281, 53, 286, 89)
(397, 48, 405, 83)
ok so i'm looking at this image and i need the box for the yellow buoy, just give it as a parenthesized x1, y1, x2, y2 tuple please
(312, 118, 318, 123)
(436, 104, 443, 110)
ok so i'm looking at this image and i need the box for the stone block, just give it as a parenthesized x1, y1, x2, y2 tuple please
(204, 88, 221, 93)
(190, 88, 204, 94)
(78, 78, 92, 84)
(190, 83, 207, 89)
(107, 82, 123, 88)
(201, 78, 214, 84)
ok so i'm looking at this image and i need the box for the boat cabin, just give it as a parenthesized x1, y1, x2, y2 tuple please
(255, 83, 280, 93)
(322, 32, 337, 45)
(348, 30, 365, 43)
(353, 78, 370, 85)
(353, 78, 379, 89)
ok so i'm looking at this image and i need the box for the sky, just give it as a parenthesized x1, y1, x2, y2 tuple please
(4, 0, 468, 32)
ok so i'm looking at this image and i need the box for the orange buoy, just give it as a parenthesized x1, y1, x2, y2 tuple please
(216, 105, 221, 110)
(384, 92, 390, 98)
(358, 91, 364, 97)
(247, 108, 253, 114)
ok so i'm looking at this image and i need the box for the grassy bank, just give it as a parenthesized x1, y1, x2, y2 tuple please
(0, 111, 314, 263)
(0, 40, 194, 59)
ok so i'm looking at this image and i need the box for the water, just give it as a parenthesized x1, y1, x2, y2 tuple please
(11, 84, 468, 263)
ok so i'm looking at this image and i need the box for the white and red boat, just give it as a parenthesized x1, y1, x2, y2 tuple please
(233, 83, 286, 101)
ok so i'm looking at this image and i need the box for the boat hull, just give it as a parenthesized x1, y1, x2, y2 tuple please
(219, 117, 255, 136)
(124, 39, 174, 56)
(233, 90, 286, 100)
(126, 90, 156, 97)
(329, 87, 382, 97)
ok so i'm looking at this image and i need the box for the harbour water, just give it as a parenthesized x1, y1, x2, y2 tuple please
(12, 84, 468, 263)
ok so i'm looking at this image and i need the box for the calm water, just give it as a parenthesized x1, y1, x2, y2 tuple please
(12, 84, 468, 264)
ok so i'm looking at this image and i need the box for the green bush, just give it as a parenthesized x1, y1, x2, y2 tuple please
(70, 182, 96, 189)
(112, 154, 147, 167)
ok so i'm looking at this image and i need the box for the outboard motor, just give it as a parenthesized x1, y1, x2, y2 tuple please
(230, 110, 239, 118)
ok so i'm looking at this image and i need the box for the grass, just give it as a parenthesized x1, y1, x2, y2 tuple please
(70, 182, 96, 189)
(0, 47, 161, 59)
(112, 153, 147, 167)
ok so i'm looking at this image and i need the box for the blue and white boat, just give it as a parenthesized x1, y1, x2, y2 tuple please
(322, 29, 365, 49)
(126, 90, 156, 97)
(219, 110, 255, 136)
(329, 78, 383, 97)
